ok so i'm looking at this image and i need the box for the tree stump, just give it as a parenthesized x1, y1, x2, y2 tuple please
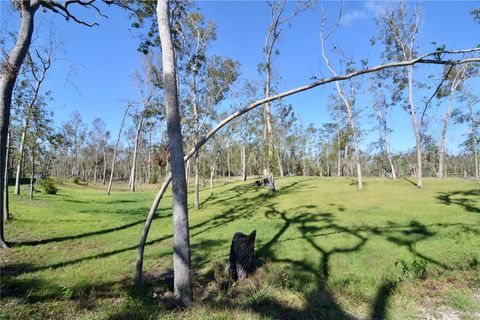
(228, 230, 256, 281)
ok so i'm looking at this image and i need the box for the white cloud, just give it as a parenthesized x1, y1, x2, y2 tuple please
(364, 1, 389, 17)
(342, 9, 368, 26)
(341, 1, 392, 26)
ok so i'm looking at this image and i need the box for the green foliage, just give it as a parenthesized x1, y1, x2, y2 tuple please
(40, 176, 58, 194)
(472, 8, 480, 23)
(395, 257, 428, 280)
(72, 176, 81, 185)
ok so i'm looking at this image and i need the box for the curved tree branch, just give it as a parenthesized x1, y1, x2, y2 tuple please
(133, 48, 480, 283)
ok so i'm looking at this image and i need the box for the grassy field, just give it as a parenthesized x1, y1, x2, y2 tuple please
(1, 177, 479, 319)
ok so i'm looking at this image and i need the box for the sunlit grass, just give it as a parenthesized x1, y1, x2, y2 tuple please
(1, 177, 479, 319)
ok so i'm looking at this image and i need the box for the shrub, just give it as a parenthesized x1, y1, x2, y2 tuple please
(40, 177, 58, 194)
(72, 176, 81, 185)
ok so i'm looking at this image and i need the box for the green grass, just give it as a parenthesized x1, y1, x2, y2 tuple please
(1, 177, 479, 319)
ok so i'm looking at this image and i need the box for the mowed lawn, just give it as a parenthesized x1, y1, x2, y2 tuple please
(1, 177, 479, 319)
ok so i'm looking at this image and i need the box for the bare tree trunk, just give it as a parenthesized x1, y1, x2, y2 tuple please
(192, 73, 200, 209)
(0, 1, 38, 248)
(194, 152, 199, 208)
(102, 137, 107, 185)
(241, 143, 247, 181)
(227, 143, 231, 180)
(107, 104, 130, 195)
(156, 0, 192, 305)
(3, 130, 10, 222)
(63, 147, 68, 183)
(130, 110, 145, 192)
(337, 151, 341, 176)
(185, 158, 191, 184)
(321, 36, 362, 190)
(277, 151, 284, 178)
(148, 130, 152, 183)
(386, 141, 396, 180)
(469, 100, 479, 179)
(210, 161, 215, 195)
(326, 146, 331, 176)
(14, 114, 30, 195)
(93, 149, 98, 185)
(438, 73, 463, 179)
(407, 67, 422, 188)
(29, 143, 34, 200)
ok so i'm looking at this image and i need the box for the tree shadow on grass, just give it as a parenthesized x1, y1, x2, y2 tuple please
(436, 189, 480, 213)
(4, 179, 477, 319)
(11, 216, 166, 247)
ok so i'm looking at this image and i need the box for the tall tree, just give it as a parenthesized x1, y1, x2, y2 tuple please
(181, 12, 216, 209)
(369, 71, 397, 179)
(453, 88, 480, 179)
(321, 18, 364, 189)
(13, 47, 52, 195)
(107, 104, 132, 195)
(376, 2, 423, 187)
(129, 53, 162, 192)
(436, 65, 470, 178)
(0, 0, 128, 249)
(89, 118, 106, 185)
(260, 0, 310, 192)
(156, 0, 192, 305)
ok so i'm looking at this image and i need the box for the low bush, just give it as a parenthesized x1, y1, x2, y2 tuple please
(40, 177, 58, 194)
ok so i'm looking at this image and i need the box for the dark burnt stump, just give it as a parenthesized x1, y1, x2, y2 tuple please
(228, 230, 256, 281)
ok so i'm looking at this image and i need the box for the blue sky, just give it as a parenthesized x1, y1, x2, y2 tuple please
(2, 1, 479, 154)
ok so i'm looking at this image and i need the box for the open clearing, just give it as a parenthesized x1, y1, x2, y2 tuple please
(1, 177, 479, 319)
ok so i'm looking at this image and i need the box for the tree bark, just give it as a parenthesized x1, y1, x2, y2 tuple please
(386, 141, 396, 180)
(192, 73, 200, 209)
(468, 99, 479, 179)
(107, 104, 130, 195)
(130, 107, 146, 192)
(156, 0, 192, 306)
(229, 230, 256, 281)
(0, 1, 38, 248)
(241, 143, 247, 181)
(407, 66, 423, 188)
(102, 136, 107, 185)
(14, 110, 31, 195)
(93, 148, 98, 184)
(3, 130, 10, 222)
(438, 72, 463, 179)
(29, 143, 34, 200)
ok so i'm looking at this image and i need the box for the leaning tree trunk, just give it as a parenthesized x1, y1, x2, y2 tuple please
(229, 230, 256, 281)
(0, 1, 38, 248)
(157, 0, 192, 306)
(3, 130, 10, 222)
(107, 104, 130, 195)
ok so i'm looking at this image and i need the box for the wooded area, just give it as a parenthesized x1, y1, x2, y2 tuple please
(1, 1, 479, 319)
